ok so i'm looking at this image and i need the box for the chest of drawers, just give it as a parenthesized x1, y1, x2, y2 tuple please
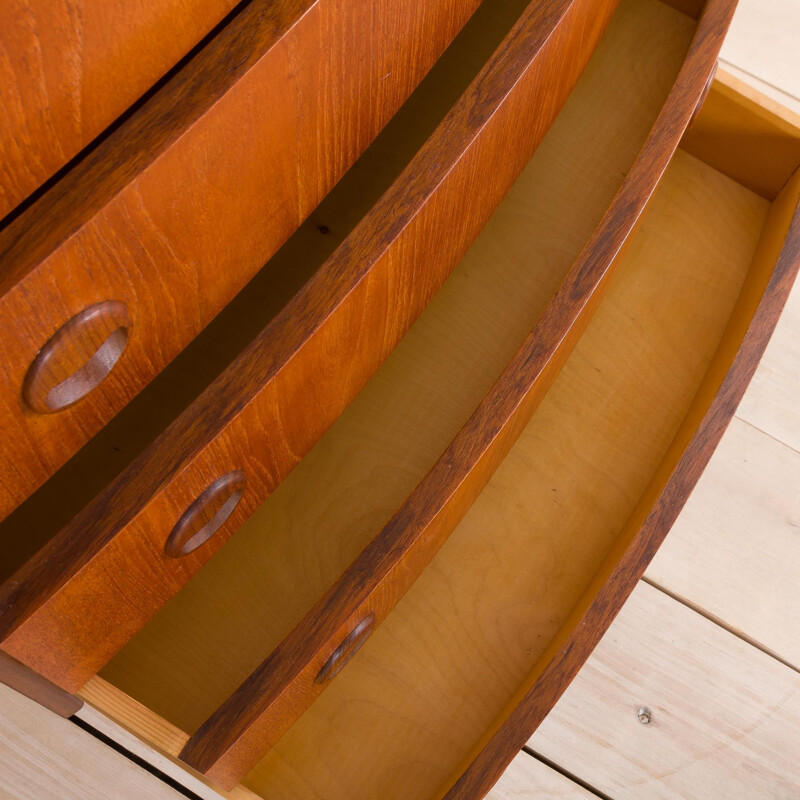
(1, 0, 798, 797)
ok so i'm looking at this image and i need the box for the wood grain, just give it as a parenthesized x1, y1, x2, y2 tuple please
(528, 582, 800, 799)
(0, 0, 239, 221)
(0, 683, 184, 800)
(100, 0, 696, 741)
(178, 0, 723, 784)
(233, 149, 769, 799)
(441, 154, 799, 800)
(0, 0, 481, 519)
(646, 416, 800, 668)
(736, 250, 800, 450)
(0, 0, 617, 692)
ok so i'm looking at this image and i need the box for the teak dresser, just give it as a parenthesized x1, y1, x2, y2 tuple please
(1, 0, 799, 797)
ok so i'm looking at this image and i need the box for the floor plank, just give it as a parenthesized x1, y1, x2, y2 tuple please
(486, 753, 596, 799)
(645, 416, 800, 668)
(0, 684, 183, 800)
(528, 582, 800, 800)
(720, 0, 800, 108)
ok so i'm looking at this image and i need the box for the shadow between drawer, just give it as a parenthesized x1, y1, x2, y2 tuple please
(0, 0, 618, 691)
(0, 0, 483, 519)
(175, 0, 737, 789)
(0, 0, 239, 221)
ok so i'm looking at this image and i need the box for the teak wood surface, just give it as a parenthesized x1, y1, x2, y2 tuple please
(64, 6, 800, 800)
(0, 0, 481, 519)
(100, 0, 696, 759)
(0, 0, 238, 220)
(0, 0, 615, 691)
(176, 0, 730, 786)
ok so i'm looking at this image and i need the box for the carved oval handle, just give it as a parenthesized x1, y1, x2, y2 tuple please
(165, 471, 247, 558)
(315, 614, 375, 684)
(22, 301, 132, 414)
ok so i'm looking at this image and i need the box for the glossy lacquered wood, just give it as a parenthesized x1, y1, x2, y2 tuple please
(0, 0, 481, 519)
(0, 0, 239, 221)
(0, 0, 617, 692)
(177, 0, 730, 787)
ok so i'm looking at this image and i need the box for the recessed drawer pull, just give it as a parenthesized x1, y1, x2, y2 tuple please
(315, 615, 375, 685)
(22, 302, 131, 414)
(165, 472, 247, 558)
(0, 0, 617, 692)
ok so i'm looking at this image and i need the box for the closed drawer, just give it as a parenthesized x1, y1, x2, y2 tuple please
(0, 0, 239, 220)
(3, 0, 799, 798)
(0, 0, 482, 518)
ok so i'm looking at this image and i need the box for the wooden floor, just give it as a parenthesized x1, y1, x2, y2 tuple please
(490, 2, 800, 795)
(1, 3, 798, 799)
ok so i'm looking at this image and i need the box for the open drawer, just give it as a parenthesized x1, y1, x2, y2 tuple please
(85, 67, 800, 799)
(4, 0, 799, 798)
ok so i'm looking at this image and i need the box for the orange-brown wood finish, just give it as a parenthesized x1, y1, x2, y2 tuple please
(0, 0, 481, 519)
(0, 0, 239, 220)
(177, 0, 730, 787)
(0, 651, 82, 718)
(0, 0, 617, 693)
(442, 166, 800, 800)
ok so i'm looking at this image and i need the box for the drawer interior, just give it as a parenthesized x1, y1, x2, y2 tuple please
(89, 0, 705, 769)
(236, 148, 766, 800)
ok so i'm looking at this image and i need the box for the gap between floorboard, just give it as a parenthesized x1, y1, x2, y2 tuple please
(641, 577, 800, 675)
(520, 745, 616, 800)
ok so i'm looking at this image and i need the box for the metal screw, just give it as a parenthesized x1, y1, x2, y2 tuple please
(637, 706, 652, 725)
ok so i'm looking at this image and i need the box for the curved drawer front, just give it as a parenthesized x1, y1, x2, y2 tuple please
(0, 0, 616, 691)
(175, 0, 733, 788)
(236, 89, 798, 800)
(0, 0, 238, 220)
(0, 0, 482, 519)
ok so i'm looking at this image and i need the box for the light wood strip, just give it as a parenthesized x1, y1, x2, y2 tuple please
(75, 690, 259, 800)
(646, 416, 800, 668)
(719, 0, 800, 108)
(486, 753, 595, 799)
(0, 683, 182, 800)
(529, 582, 800, 799)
